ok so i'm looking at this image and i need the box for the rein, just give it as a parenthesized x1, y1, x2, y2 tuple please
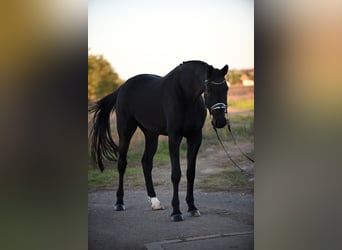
(212, 125, 249, 175)
(209, 109, 254, 177)
(226, 123, 255, 163)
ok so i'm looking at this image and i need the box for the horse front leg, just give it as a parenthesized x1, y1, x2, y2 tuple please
(142, 131, 164, 210)
(169, 134, 183, 221)
(186, 132, 202, 217)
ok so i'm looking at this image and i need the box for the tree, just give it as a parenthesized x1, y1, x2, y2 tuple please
(88, 53, 123, 101)
(248, 70, 254, 80)
(227, 70, 242, 85)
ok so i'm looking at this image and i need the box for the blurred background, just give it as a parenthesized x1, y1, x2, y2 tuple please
(1, 0, 341, 249)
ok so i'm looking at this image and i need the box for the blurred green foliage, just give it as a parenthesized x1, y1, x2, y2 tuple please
(228, 70, 242, 84)
(88, 53, 123, 101)
(226, 69, 254, 84)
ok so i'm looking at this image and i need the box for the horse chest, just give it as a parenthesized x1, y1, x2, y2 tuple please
(183, 112, 205, 132)
(163, 98, 206, 135)
(171, 103, 203, 132)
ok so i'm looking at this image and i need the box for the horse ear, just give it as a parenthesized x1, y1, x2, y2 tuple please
(221, 65, 229, 75)
(207, 65, 214, 78)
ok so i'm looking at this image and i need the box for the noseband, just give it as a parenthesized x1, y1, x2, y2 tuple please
(205, 80, 228, 115)
(210, 103, 227, 114)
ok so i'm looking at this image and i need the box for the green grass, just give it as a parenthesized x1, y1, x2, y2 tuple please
(88, 163, 145, 190)
(88, 165, 117, 189)
(229, 114, 254, 139)
(196, 169, 253, 191)
(126, 138, 187, 167)
(229, 99, 254, 110)
(202, 113, 254, 147)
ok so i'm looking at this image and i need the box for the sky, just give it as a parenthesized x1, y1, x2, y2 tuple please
(88, 0, 254, 80)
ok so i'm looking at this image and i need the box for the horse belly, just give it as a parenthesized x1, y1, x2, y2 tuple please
(119, 75, 167, 134)
(135, 107, 167, 135)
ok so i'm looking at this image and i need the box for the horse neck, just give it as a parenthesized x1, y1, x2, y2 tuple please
(182, 62, 207, 100)
(163, 63, 207, 103)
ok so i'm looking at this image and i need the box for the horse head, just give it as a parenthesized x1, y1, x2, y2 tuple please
(204, 64, 229, 129)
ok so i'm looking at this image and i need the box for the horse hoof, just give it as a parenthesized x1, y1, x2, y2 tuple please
(149, 197, 165, 210)
(187, 210, 201, 217)
(114, 204, 125, 211)
(170, 214, 184, 222)
(152, 204, 165, 210)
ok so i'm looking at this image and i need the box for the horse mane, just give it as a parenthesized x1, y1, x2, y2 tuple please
(181, 60, 208, 67)
(162, 60, 208, 77)
(158, 61, 209, 102)
(181, 60, 210, 74)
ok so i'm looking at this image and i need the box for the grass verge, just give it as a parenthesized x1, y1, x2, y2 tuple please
(196, 169, 253, 192)
(229, 99, 254, 110)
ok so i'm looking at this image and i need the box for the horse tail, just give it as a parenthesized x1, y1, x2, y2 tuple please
(89, 88, 120, 172)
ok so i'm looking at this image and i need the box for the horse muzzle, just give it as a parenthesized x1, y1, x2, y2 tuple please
(211, 116, 227, 129)
(209, 103, 228, 129)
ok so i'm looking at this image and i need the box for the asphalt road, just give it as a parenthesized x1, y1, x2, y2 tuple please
(88, 190, 254, 249)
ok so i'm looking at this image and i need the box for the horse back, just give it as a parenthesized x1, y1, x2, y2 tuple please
(116, 74, 168, 134)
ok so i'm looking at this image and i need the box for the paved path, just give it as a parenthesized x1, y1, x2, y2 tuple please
(89, 190, 254, 249)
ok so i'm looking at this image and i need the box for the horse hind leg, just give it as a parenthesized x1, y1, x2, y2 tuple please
(141, 130, 164, 210)
(114, 120, 137, 211)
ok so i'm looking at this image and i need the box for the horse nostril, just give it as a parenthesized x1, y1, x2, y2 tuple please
(211, 114, 228, 129)
(215, 119, 227, 129)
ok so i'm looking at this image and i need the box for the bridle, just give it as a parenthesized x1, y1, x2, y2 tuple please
(205, 79, 226, 85)
(205, 79, 254, 177)
(204, 79, 228, 116)
(210, 103, 227, 114)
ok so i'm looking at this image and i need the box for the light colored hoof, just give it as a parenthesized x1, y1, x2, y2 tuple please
(149, 197, 165, 210)
(152, 203, 165, 210)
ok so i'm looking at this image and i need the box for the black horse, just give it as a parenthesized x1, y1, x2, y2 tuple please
(89, 60, 229, 221)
